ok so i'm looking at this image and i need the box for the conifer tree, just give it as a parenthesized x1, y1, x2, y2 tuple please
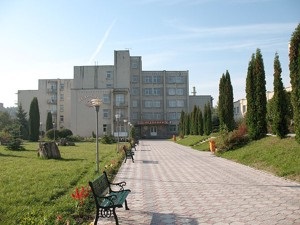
(246, 49, 267, 140)
(29, 97, 40, 141)
(289, 23, 300, 143)
(272, 53, 288, 138)
(254, 49, 268, 137)
(204, 103, 212, 135)
(218, 70, 234, 131)
(197, 107, 204, 136)
(179, 111, 185, 136)
(46, 112, 53, 131)
(16, 104, 29, 140)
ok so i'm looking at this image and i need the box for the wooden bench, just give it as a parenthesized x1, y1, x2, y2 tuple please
(122, 145, 134, 163)
(89, 171, 131, 225)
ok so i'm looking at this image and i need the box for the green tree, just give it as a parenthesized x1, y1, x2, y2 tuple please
(246, 49, 267, 140)
(179, 110, 185, 136)
(46, 112, 53, 131)
(289, 23, 300, 143)
(29, 97, 40, 141)
(218, 70, 234, 131)
(16, 104, 29, 140)
(191, 105, 198, 135)
(197, 107, 204, 136)
(204, 103, 212, 135)
(272, 53, 288, 138)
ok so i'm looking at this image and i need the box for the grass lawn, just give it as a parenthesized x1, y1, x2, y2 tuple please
(218, 136, 300, 183)
(0, 141, 124, 225)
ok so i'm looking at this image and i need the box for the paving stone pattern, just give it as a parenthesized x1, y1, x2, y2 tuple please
(96, 140, 300, 225)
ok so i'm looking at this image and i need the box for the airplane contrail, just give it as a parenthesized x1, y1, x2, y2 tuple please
(88, 18, 117, 64)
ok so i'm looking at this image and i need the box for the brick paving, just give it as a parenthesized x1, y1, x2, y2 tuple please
(96, 140, 300, 225)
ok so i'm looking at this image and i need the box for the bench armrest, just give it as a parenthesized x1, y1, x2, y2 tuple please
(109, 181, 127, 191)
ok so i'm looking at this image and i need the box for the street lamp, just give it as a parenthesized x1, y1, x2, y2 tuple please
(115, 114, 120, 152)
(91, 98, 102, 173)
(52, 122, 55, 141)
(123, 119, 127, 141)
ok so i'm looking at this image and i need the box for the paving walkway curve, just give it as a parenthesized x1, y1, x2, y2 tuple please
(97, 140, 300, 225)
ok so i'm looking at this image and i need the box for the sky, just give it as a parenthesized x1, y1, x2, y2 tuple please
(0, 0, 299, 108)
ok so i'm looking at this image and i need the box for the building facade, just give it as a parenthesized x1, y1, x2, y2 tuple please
(18, 50, 213, 139)
(18, 79, 73, 132)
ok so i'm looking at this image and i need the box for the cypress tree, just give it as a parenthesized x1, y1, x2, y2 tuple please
(191, 105, 198, 135)
(29, 97, 40, 142)
(289, 23, 300, 143)
(207, 102, 212, 135)
(254, 49, 268, 138)
(218, 70, 234, 131)
(204, 103, 212, 135)
(272, 53, 288, 138)
(246, 54, 257, 139)
(246, 50, 267, 140)
(46, 112, 53, 131)
(197, 107, 204, 136)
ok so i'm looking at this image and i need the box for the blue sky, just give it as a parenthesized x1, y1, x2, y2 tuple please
(0, 0, 299, 108)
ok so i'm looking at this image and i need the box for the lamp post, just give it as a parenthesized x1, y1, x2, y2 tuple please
(115, 114, 120, 152)
(91, 98, 102, 173)
(123, 119, 127, 141)
(52, 122, 55, 141)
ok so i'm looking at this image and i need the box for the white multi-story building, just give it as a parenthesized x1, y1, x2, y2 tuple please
(18, 79, 73, 132)
(18, 50, 213, 138)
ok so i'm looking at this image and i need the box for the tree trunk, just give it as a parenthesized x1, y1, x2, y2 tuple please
(38, 142, 61, 159)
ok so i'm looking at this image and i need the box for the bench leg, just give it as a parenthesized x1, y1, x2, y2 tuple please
(94, 208, 100, 225)
(131, 155, 134, 163)
(125, 199, 130, 210)
(112, 207, 119, 225)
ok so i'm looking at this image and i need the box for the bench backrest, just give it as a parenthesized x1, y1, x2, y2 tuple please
(89, 172, 111, 203)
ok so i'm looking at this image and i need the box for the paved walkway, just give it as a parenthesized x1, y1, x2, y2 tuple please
(98, 140, 300, 225)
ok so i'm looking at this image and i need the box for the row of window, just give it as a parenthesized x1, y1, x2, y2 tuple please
(132, 75, 186, 84)
(131, 88, 185, 96)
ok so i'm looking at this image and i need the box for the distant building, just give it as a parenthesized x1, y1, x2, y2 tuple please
(18, 50, 213, 138)
(233, 87, 292, 121)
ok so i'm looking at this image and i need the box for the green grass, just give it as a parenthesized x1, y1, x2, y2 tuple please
(218, 136, 300, 182)
(177, 135, 300, 183)
(0, 141, 124, 225)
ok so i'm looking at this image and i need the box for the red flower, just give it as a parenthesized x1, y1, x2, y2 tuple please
(71, 186, 90, 205)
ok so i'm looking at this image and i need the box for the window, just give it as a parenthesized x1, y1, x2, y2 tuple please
(106, 71, 112, 79)
(106, 83, 113, 88)
(144, 88, 152, 95)
(168, 100, 177, 107)
(168, 112, 177, 120)
(132, 75, 139, 83)
(132, 100, 138, 108)
(103, 94, 110, 104)
(116, 94, 125, 106)
(103, 109, 110, 118)
(153, 88, 161, 95)
(60, 83, 64, 91)
(131, 88, 139, 95)
(169, 125, 176, 132)
(60, 115, 64, 122)
(144, 76, 152, 83)
(153, 113, 161, 120)
(144, 113, 152, 120)
(145, 100, 152, 108)
(177, 100, 184, 107)
(103, 124, 107, 133)
(176, 89, 184, 95)
(132, 112, 138, 119)
(60, 94, 64, 101)
(131, 62, 138, 69)
(153, 101, 160, 108)
(168, 88, 176, 95)
(153, 76, 162, 83)
(243, 105, 247, 113)
(60, 105, 64, 112)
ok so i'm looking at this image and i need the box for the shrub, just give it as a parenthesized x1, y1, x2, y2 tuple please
(59, 129, 73, 138)
(101, 134, 116, 144)
(217, 123, 249, 152)
(6, 138, 25, 151)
